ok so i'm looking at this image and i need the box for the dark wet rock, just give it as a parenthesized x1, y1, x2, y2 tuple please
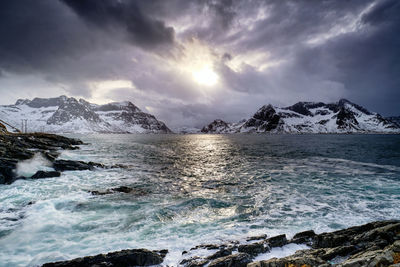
(89, 186, 148, 196)
(180, 256, 210, 267)
(0, 132, 109, 184)
(207, 248, 234, 260)
(31, 171, 61, 179)
(246, 234, 268, 242)
(266, 234, 288, 248)
(238, 242, 268, 256)
(53, 160, 104, 172)
(290, 230, 316, 245)
(207, 253, 252, 267)
(312, 220, 400, 250)
(41, 248, 166, 267)
(0, 159, 17, 184)
(338, 240, 400, 266)
(247, 250, 326, 267)
(250, 220, 400, 267)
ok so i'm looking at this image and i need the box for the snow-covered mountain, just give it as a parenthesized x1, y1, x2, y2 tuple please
(387, 116, 400, 127)
(201, 99, 400, 134)
(0, 96, 172, 133)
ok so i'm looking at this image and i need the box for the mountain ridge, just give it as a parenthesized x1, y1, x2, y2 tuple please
(201, 99, 400, 134)
(0, 95, 172, 134)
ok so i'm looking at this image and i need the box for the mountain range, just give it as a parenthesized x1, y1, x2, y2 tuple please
(0, 96, 398, 134)
(0, 96, 171, 133)
(201, 99, 400, 134)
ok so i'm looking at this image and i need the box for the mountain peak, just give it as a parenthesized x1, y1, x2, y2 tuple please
(2, 95, 171, 133)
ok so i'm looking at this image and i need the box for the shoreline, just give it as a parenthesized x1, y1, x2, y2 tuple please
(0, 132, 113, 184)
(41, 220, 400, 266)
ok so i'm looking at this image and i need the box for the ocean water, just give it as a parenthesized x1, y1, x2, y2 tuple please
(0, 134, 400, 266)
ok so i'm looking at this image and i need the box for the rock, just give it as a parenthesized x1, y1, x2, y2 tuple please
(53, 160, 103, 172)
(247, 252, 326, 267)
(312, 220, 400, 250)
(266, 234, 288, 248)
(89, 186, 148, 196)
(208, 253, 251, 267)
(31, 171, 61, 179)
(0, 132, 85, 184)
(337, 238, 400, 266)
(180, 256, 209, 267)
(190, 244, 224, 250)
(207, 248, 233, 260)
(291, 230, 316, 244)
(243, 105, 282, 132)
(246, 234, 268, 242)
(238, 242, 268, 256)
(41, 248, 166, 267)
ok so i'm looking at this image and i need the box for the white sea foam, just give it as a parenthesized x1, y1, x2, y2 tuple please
(15, 153, 54, 177)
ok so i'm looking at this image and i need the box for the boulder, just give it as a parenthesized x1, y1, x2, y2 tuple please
(41, 248, 166, 267)
(238, 242, 268, 256)
(266, 234, 288, 248)
(290, 230, 316, 245)
(31, 171, 61, 179)
(208, 253, 251, 267)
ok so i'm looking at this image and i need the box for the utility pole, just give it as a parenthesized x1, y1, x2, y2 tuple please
(21, 120, 24, 133)
(24, 119, 28, 133)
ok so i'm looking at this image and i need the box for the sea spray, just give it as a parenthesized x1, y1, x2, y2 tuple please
(15, 153, 54, 177)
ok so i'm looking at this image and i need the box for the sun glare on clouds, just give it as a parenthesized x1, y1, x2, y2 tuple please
(192, 67, 219, 86)
(175, 38, 220, 87)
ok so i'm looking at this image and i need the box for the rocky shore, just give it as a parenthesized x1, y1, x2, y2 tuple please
(42, 220, 400, 267)
(0, 132, 109, 184)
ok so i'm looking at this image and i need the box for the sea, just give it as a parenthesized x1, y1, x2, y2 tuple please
(0, 134, 399, 266)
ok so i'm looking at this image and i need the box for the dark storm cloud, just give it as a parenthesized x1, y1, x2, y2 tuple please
(0, 0, 100, 74)
(289, 0, 400, 114)
(61, 0, 175, 50)
(0, 0, 399, 125)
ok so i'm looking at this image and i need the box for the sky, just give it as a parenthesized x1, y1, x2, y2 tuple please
(0, 0, 399, 129)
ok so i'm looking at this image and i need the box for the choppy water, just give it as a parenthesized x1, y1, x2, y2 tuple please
(1, 134, 400, 266)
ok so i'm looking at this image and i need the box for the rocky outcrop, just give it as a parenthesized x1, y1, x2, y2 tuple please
(243, 105, 282, 132)
(41, 249, 167, 267)
(201, 119, 231, 133)
(37, 220, 400, 266)
(179, 220, 400, 267)
(47, 97, 103, 125)
(249, 220, 400, 267)
(0, 132, 118, 184)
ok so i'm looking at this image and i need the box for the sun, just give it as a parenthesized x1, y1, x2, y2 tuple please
(192, 67, 219, 86)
